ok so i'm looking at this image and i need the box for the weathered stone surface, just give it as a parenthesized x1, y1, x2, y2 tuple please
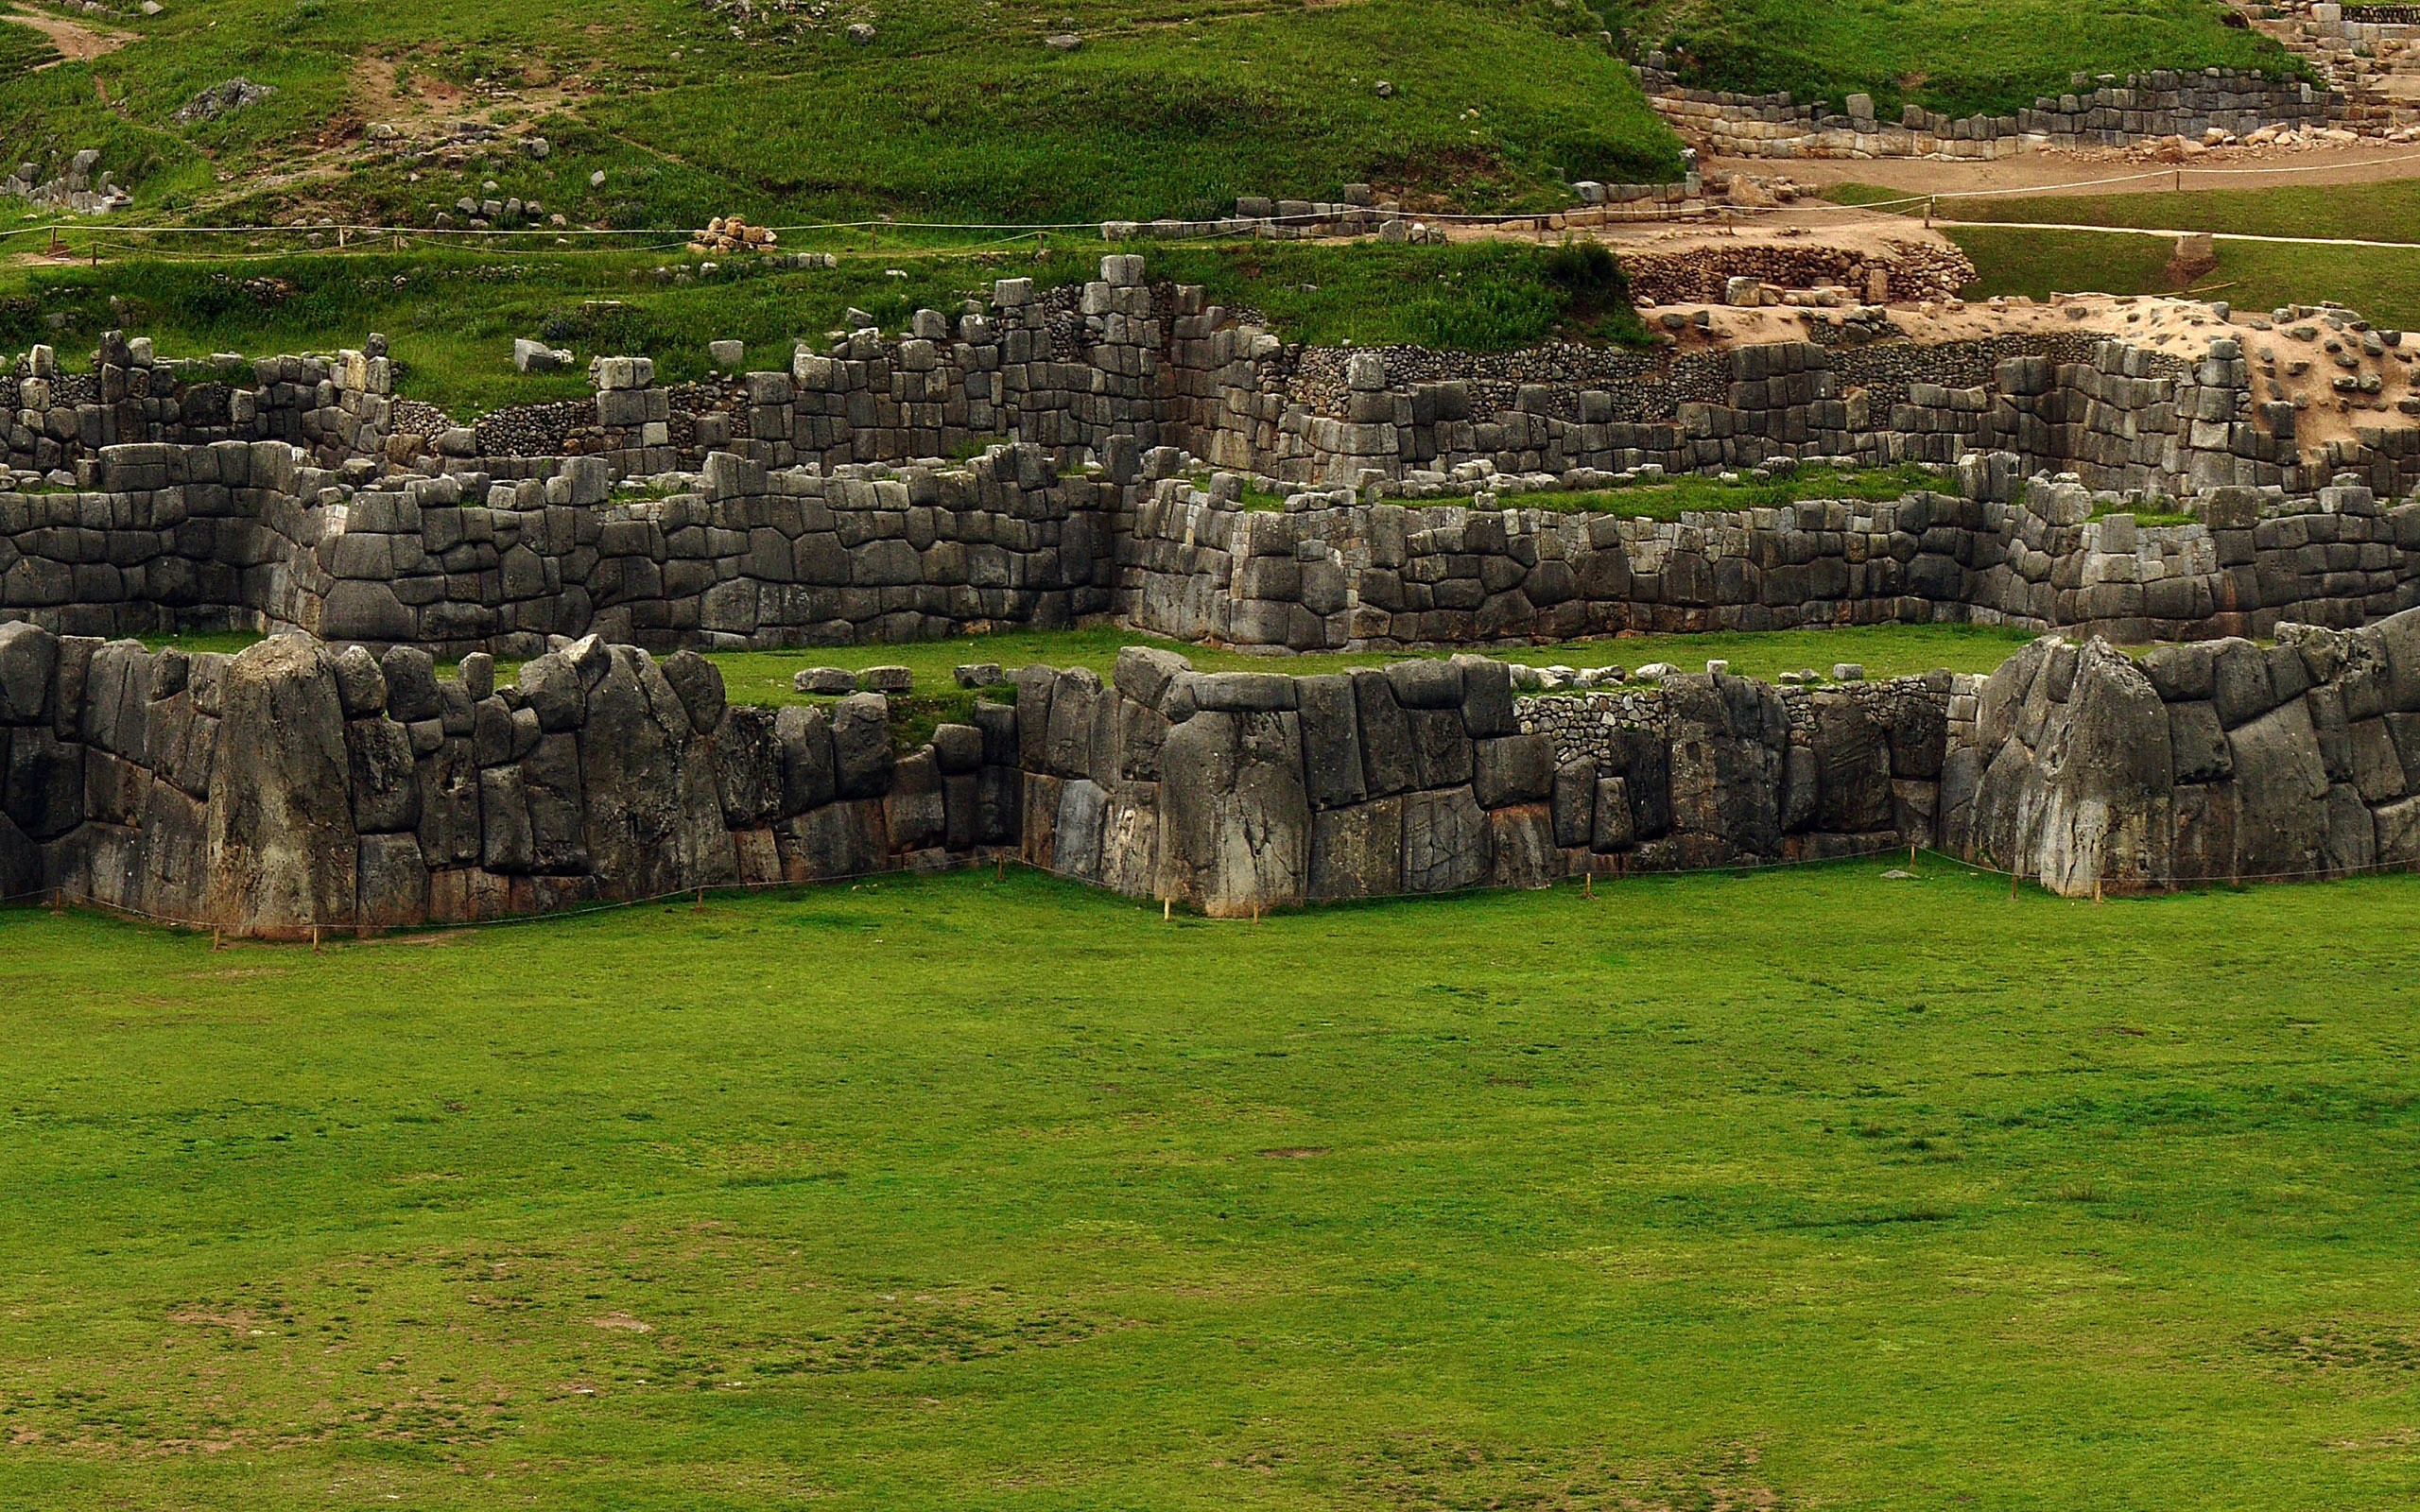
(1485, 803, 1556, 888)
(1666, 674, 1787, 858)
(2228, 697, 2330, 881)
(1296, 674, 1365, 811)
(578, 648, 736, 897)
(831, 692, 893, 799)
(357, 832, 430, 927)
(345, 716, 421, 833)
(1308, 796, 1403, 902)
(660, 649, 726, 737)
(1473, 733, 1554, 809)
(1157, 708, 1307, 915)
(886, 747, 947, 852)
(1351, 668, 1415, 798)
(775, 704, 837, 814)
(0, 621, 58, 724)
(1401, 785, 1488, 893)
(203, 638, 358, 934)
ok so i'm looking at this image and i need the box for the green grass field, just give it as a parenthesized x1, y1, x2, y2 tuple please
(4, 862, 2419, 1507)
(1608, 0, 2295, 119)
(0, 0, 1679, 232)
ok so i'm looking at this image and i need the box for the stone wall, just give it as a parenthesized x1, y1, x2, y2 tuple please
(1642, 64, 2340, 159)
(0, 622, 1024, 931)
(1116, 454, 2420, 651)
(1941, 605, 2420, 893)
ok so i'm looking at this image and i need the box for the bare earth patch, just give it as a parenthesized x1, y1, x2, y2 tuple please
(4, 6, 132, 65)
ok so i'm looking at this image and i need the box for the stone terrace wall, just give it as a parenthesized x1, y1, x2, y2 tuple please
(1943, 606, 2420, 893)
(851, 649, 1946, 918)
(0, 623, 1025, 931)
(1119, 455, 2420, 651)
(1642, 64, 2340, 160)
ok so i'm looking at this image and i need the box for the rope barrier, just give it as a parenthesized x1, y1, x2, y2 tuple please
(7, 831, 2412, 945)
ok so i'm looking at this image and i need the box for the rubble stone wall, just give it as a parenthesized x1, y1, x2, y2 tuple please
(1643, 65, 2340, 160)
(1117, 455, 2420, 651)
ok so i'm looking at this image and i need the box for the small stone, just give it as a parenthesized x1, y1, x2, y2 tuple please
(708, 338, 744, 369)
(1831, 663, 1865, 682)
(847, 21, 875, 42)
(953, 662, 1005, 688)
(1044, 31, 1081, 49)
(857, 665, 913, 695)
(792, 666, 857, 696)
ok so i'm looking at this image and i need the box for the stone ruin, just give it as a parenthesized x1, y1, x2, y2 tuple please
(9, 257, 2420, 927)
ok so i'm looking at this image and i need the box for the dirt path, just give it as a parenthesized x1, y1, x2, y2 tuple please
(4, 6, 133, 65)
(1720, 141, 2420, 199)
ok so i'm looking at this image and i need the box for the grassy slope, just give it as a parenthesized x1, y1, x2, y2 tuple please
(4, 865, 2420, 1507)
(0, 0, 1679, 230)
(1608, 0, 2299, 120)
(0, 240, 1652, 413)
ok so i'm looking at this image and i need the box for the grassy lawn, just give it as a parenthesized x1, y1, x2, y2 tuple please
(4, 863, 2419, 1506)
(0, 240, 1649, 413)
(0, 0, 1678, 232)
(143, 623, 2046, 710)
(1607, 0, 2296, 119)
(1528, 461, 1948, 521)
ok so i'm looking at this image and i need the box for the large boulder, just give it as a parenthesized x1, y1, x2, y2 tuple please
(203, 638, 359, 934)
(578, 648, 736, 897)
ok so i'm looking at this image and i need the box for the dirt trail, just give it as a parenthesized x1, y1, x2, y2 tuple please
(4, 6, 133, 65)
(1717, 141, 2420, 199)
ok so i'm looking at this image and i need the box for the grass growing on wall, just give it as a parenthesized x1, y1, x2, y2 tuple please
(0, 240, 1650, 414)
(4, 864, 2420, 1506)
(1530, 461, 1949, 521)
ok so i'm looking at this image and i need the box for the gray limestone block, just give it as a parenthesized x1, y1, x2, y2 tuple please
(973, 697, 1018, 767)
(661, 649, 727, 735)
(333, 644, 387, 718)
(775, 703, 838, 814)
(886, 747, 947, 852)
(1308, 796, 1404, 902)
(1807, 693, 1893, 833)
(794, 666, 858, 696)
(858, 664, 914, 695)
(1592, 776, 1635, 851)
(831, 692, 893, 799)
(2326, 782, 2377, 875)
(1182, 670, 1298, 713)
(415, 736, 482, 868)
(1400, 785, 1487, 894)
(2168, 701, 2232, 783)
(346, 716, 422, 834)
(1051, 776, 1109, 883)
(1385, 657, 1463, 710)
(1114, 644, 1189, 709)
(779, 799, 890, 882)
(2226, 696, 2330, 881)
(1296, 674, 1366, 811)
(480, 765, 536, 872)
(1454, 656, 1516, 737)
(203, 638, 358, 932)
(1486, 804, 1556, 889)
(710, 706, 785, 829)
(2349, 716, 2406, 805)
(1473, 733, 1554, 809)
(1045, 669, 1103, 778)
(578, 651, 737, 897)
(1156, 707, 1308, 916)
(1550, 759, 1595, 849)
(1351, 667, 1415, 799)
(0, 620, 58, 723)
(356, 833, 430, 929)
(0, 808, 37, 901)
(517, 651, 586, 731)
(522, 731, 588, 873)
(1406, 707, 1474, 791)
(2376, 794, 2420, 866)
(381, 644, 441, 723)
(1116, 698, 1167, 782)
(1014, 665, 1055, 768)
(932, 721, 982, 775)
(2210, 639, 2273, 729)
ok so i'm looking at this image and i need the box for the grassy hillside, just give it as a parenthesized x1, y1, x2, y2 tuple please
(0, 0, 1682, 230)
(6, 865, 2420, 1507)
(1609, 0, 2301, 120)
